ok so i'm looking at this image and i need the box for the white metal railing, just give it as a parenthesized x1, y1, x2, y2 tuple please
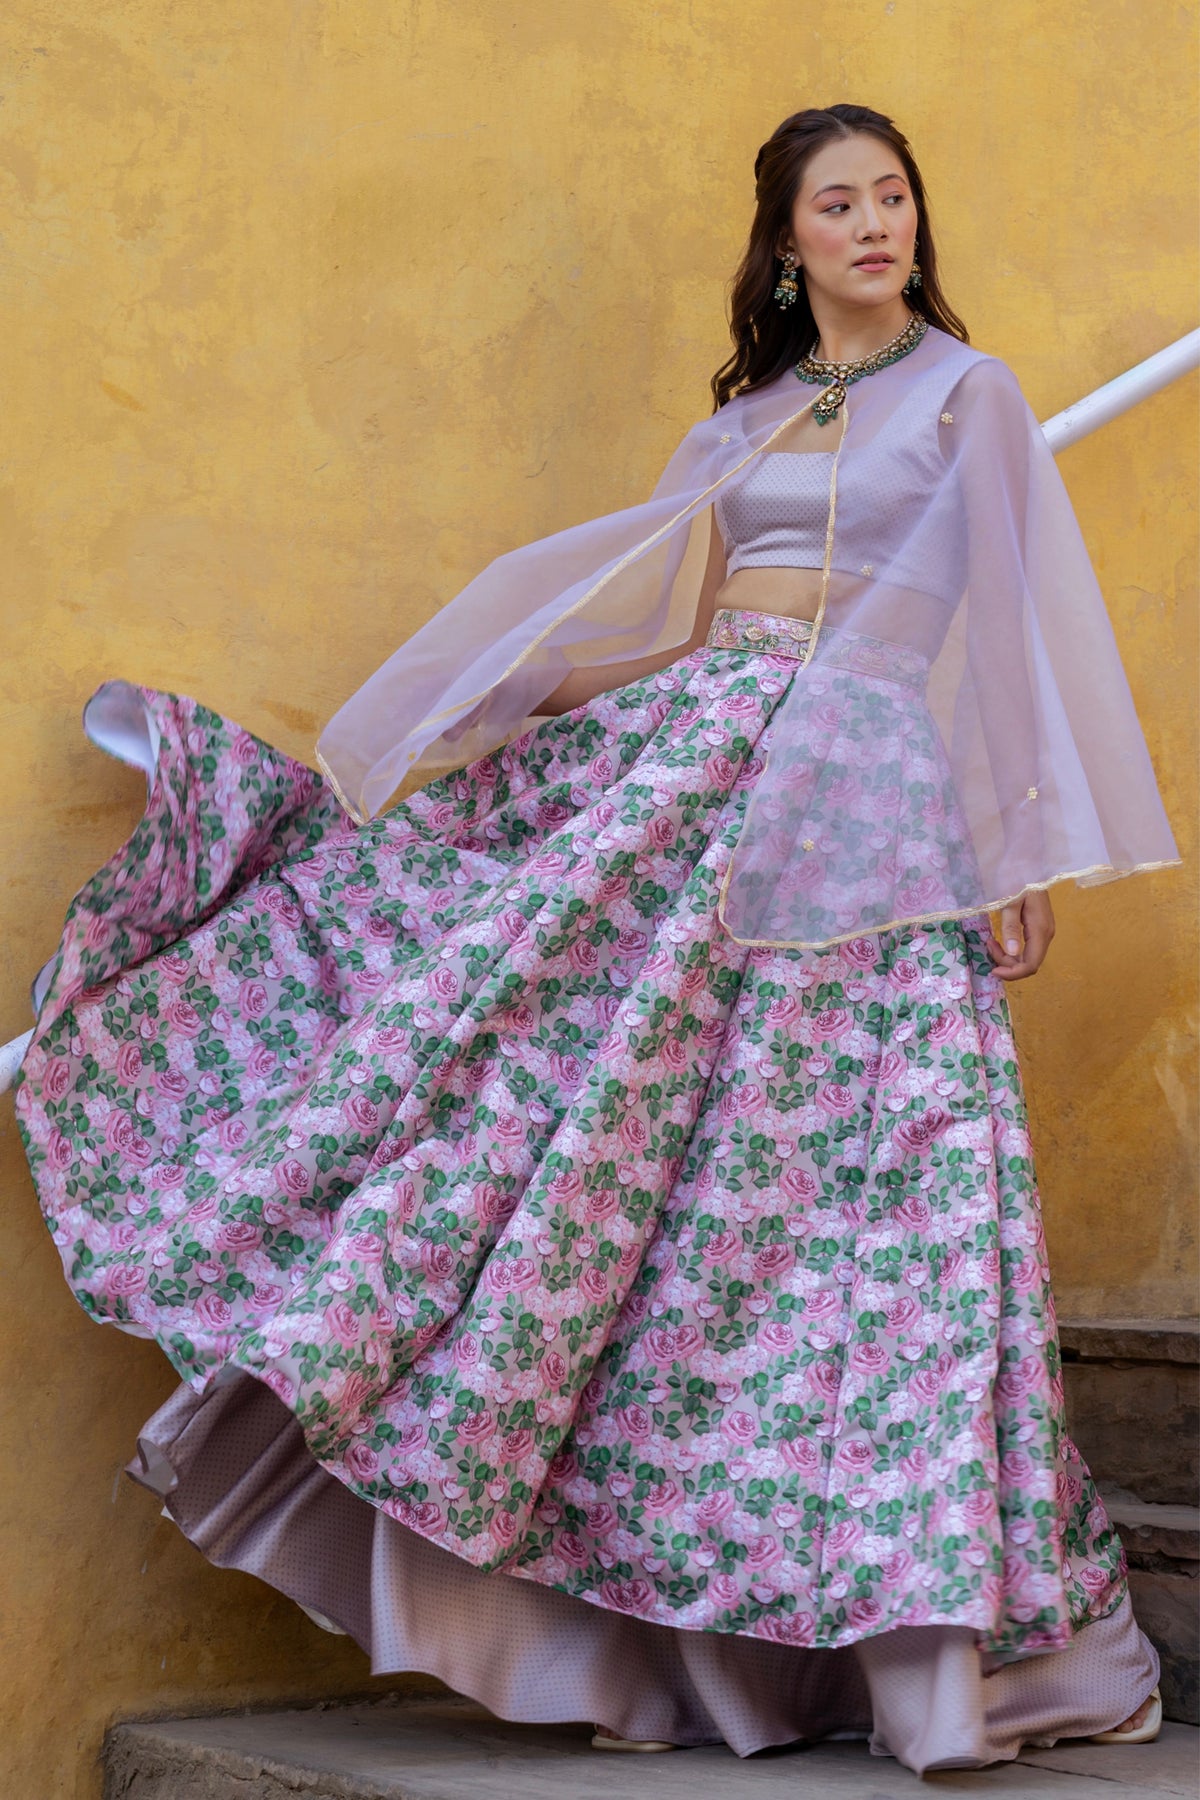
(1041, 329, 1200, 452)
(1, 328, 1197, 1096)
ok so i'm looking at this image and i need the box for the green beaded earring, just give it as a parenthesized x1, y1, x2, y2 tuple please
(773, 247, 800, 310)
(903, 248, 922, 295)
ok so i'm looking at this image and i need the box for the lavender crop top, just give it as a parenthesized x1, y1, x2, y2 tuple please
(712, 426, 969, 606)
(713, 451, 834, 576)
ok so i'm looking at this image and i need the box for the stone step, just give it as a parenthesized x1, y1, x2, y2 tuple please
(1059, 1319, 1200, 1367)
(102, 1697, 1200, 1800)
(1059, 1317, 1199, 1510)
(1106, 1494, 1200, 1567)
(1094, 1488, 1200, 1727)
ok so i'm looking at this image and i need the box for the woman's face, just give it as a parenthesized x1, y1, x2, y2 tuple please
(782, 133, 919, 311)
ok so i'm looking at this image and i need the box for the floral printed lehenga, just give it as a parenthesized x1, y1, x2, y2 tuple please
(12, 597, 1160, 1772)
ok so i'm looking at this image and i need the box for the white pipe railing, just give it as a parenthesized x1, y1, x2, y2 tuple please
(1, 327, 1197, 1096)
(1041, 328, 1200, 453)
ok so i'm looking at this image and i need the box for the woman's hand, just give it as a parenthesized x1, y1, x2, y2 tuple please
(984, 888, 1055, 980)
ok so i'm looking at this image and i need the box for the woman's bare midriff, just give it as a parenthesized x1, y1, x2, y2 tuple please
(710, 565, 826, 623)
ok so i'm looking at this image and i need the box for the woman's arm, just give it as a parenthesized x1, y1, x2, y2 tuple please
(534, 508, 728, 716)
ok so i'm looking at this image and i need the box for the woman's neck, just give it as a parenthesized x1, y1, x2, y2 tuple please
(810, 299, 916, 364)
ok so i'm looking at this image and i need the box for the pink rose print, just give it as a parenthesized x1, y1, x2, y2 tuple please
(619, 1115, 649, 1152)
(894, 1107, 951, 1155)
(848, 1596, 885, 1631)
(164, 1000, 203, 1036)
(345, 1442, 380, 1481)
(757, 1611, 816, 1646)
(474, 1183, 517, 1224)
(890, 958, 922, 989)
(344, 1093, 380, 1133)
(834, 1438, 874, 1473)
(215, 1220, 261, 1253)
(580, 1267, 609, 1304)
(818, 1083, 857, 1118)
(744, 1535, 783, 1571)
(642, 1481, 682, 1516)
(585, 1187, 621, 1221)
(217, 1117, 249, 1153)
(752, 1244, 792, 1281)
(644, 1325, 703, 1366)
(702, 1230, 739, 1264)
(107, 1265, 148, 1297)
(491, 1508, 519, 1546)
(725, 1411, 758, 1445)
(759, 1321, 796, 1353)
(600, 1578, 655, 1616)
(421, 1241, 455, 1281)
(42, 1058, 72, 1100)
(781, 1167, 817, 1203)
(104, 1112, 153, 1169)
(239, 980, 270, 1020)
(885, 1295, 921, 1331)
(327, 1300, 361, 1346)
(695, 1491, 736, 1528)
(849, 1341, 889, 1377)
(156, 1066, 190, 1099)
(826, 1517, 864, 1559)
(279, 1158, 311, 1198)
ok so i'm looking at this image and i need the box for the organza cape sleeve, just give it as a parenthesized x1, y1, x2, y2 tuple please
(313, 400, 776, 823)
(715, 353, 1181, 947)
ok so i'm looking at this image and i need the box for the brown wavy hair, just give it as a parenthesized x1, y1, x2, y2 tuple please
(710, 104, 969, 412)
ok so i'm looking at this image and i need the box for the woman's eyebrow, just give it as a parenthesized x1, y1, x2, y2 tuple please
(810, 172, 908, 199)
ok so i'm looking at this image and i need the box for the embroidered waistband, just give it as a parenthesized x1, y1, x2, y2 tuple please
(705, 608, 930, 693)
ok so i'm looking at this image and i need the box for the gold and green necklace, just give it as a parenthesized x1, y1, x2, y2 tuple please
(794, 310, 928, 424)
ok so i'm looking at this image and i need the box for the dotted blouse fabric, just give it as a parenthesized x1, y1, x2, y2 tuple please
(712, 452, 834, 577)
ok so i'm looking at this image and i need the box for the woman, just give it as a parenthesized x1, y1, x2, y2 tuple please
(10, 104, 1178, 1774)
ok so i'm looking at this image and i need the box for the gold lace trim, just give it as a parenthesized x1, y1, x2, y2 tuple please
(715, 857, 1183, 950)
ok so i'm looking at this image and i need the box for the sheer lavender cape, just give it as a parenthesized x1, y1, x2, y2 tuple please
(316, 324, 1180, 948)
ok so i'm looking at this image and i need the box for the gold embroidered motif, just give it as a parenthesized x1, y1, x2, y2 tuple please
(1027, 786, 1039, 800)
(940, 411, 954, 424)
(802, 839, 816, 851)
(861, 563, 874, 576)
(719, 432, 732, 443)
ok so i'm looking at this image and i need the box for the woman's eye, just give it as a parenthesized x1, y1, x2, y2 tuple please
(823, 195, 905, 213)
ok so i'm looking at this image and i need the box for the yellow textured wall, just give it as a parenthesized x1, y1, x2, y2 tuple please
(0, 4, 1195, 1794)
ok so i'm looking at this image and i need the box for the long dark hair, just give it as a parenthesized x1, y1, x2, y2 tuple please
(710, 104, 969, 412)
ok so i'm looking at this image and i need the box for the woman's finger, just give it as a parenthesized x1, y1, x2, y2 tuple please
(992, 895, 1055, 980)
(998, 901, 1023, 958)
